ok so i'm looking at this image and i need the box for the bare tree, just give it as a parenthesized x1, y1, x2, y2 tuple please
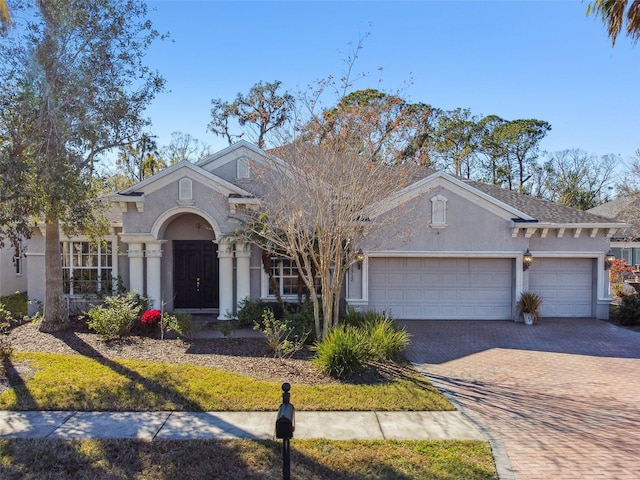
(617, 149, 640, 195)
(160, 131, 211, 165)
(538, 149, 619, 209)
(238, 125, 421, 340)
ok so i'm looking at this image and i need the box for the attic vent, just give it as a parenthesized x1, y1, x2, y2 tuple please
(237, 157, 250, 179)
(430, 194, 448, 229)
(179, 178, 193, 202)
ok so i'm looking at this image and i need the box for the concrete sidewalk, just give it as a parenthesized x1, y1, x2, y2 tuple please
(0, 410, 486, 441)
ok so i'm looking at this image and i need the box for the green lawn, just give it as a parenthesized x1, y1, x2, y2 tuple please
(1, 351, 453, 412)
(0, 316, 498, 479)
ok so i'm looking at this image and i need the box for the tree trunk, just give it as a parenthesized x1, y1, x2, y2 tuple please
(39, 216, 69, 332)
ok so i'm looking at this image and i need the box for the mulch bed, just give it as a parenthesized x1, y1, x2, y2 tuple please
(4, 319, 337, 386)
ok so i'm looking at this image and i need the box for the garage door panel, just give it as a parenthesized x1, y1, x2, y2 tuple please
(404, 289, 424, 301)
(368, 258, 513, 320)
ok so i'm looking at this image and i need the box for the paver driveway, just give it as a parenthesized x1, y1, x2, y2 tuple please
(402, 318, 640, 480)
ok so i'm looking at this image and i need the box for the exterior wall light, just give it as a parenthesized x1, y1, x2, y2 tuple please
(523, 249, 533, 271)
(355, 249, 365, 269)
(604, 250, 616, 270)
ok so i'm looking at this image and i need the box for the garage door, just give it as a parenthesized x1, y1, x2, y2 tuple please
(528, 258, 593, 317)
(368, 258, 513, 320)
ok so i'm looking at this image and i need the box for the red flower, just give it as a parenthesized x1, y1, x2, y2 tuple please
(141, 309, 162, 325)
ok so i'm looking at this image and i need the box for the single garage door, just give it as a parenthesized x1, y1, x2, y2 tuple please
(368, 257, 513, 320)
(528, 258, 593, 317)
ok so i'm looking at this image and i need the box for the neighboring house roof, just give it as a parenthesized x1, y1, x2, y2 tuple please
(587, 194, 640, 240)
(587, 195, 640, 220)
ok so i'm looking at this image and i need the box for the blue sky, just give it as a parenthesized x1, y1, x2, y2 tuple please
(144, 0, 639, 165)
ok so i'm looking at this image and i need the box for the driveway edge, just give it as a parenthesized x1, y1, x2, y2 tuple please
(414, 366, 516, 480)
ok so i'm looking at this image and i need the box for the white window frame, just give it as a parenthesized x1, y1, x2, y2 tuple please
(61, 238, 118, 296)
(261, 257, 321, 300)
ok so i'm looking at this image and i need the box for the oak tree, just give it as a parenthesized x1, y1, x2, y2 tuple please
(209, 80, 294, 149)
(0, 0, 165, 331)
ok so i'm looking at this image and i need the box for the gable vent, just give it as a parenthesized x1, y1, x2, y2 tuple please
(179, 178, 193, 202)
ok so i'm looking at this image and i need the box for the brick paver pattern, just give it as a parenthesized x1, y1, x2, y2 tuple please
(402, 318, 640, 480)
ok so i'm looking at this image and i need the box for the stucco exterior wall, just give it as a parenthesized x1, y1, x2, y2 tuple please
(364, 187, 525, 253)
(0, 242, 27, 298)
(26, 230, 45, 315)
(123, 180, 238, 238)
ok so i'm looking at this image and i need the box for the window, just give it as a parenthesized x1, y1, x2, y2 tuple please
(61, 241, 114, 295)
(269, 258, 321, 298)
(14, 255, 22, 276)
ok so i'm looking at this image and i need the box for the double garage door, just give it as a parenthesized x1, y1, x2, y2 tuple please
(368, 258, 513, 320)
(368, 257, 594, 320)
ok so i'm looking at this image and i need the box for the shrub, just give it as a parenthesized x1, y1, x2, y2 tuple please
(617, 293, 640, 326)
(313, 311, 411, 378)
(312, 325, 369, 378)
(235, 297, 267, 328)
(0, 292, 27, 319)
(141, 309, 162, 326)
(342, 308, 384, 328)
(284, 301, 316, 343)
(237, 298, 316, 342)
(255, 309, 307, 360)
(361, 316, 411, 361)
(0, 304, 13, 363)
(85, 292, 146, 340)
(166, 312, 196, 341)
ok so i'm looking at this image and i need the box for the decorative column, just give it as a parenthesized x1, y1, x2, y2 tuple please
(235, 242, 251, 310)
(218, 240, 234, 320)
(145, 242, 165, 310)
(514, 254, 525, 322)
(127, 243, 145, 296)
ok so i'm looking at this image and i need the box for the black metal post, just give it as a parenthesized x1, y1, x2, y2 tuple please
(281, 382, 291, 480)
(282, 437, 290, 480)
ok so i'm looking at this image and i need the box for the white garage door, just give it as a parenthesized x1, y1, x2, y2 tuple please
(368, 258, 513, 320)
(528, 258, 593, 317)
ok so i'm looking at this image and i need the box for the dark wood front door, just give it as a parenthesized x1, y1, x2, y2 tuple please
(174, 240, 218, 308)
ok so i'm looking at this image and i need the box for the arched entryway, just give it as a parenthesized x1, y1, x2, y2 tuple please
(162, 212, 218, 311)
(173, 240, 218, 308)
